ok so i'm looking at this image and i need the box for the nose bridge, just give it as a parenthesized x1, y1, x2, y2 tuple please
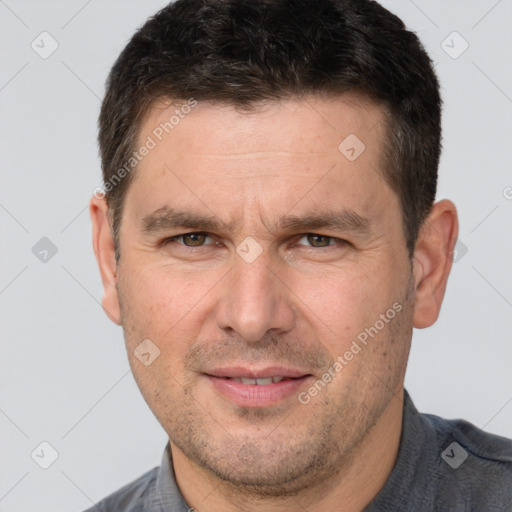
(216, 249, 294, 341)
(234, 253, 275, 303)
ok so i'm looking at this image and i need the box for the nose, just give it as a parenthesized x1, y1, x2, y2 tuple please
(215, 252, 296, 342)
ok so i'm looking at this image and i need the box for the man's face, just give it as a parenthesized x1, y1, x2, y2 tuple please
(110, 95, 416, 494)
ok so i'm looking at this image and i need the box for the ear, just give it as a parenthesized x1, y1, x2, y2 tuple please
(412, 199, 459, 329)
(90, 195, 121, 325)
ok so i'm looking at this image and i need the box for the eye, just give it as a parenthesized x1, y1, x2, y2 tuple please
(168, 232, 214, 247)
(296, 234, 344, 248)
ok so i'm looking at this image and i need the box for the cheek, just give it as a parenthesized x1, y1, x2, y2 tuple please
(291, 263, 400, 347)
(118, 265, 208, 402)
(118, 261, 220, 349)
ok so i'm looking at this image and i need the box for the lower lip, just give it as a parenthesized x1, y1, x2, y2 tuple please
(205, 375, 312, 407)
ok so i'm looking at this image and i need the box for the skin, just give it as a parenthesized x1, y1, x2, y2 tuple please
(91, 94, 458, 511)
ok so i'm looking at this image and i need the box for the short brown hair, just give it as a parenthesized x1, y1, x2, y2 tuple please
(98, 0, 441, 260)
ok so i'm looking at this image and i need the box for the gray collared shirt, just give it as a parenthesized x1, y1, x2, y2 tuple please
(85, 390, 512, 511)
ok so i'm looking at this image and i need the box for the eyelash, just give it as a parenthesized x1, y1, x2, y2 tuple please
(164, 232, 347, 249)
(166, 232, 216, 247)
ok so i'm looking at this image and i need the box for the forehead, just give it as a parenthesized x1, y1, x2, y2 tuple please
(125, 94, 395, 224)
(140, 94, 386, 157)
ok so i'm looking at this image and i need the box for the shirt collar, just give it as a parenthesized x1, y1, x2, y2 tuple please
(363, 388, 438, 511)
(156, 442, 191, 511)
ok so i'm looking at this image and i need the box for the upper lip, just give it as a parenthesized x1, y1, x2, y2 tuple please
(205, 366, 311, 379)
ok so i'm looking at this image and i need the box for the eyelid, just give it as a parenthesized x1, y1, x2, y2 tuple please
(162, 232, 347, 249)
(165, 231, 216, 246)
(294, 234, 345, 247)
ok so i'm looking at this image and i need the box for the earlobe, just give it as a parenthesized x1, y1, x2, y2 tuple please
(412, 199, 459, 329)
(90, 195, 122, 325)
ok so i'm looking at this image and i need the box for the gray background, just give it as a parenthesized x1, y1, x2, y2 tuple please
(0, 1, 511, 510)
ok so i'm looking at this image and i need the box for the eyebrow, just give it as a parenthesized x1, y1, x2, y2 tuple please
(142, 207, 237, 234)
(141, 206, 371, 236)
(277, 210, 371, 235)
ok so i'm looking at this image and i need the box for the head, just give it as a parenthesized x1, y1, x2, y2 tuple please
(91, 0, 458, 500)
(98, 0, 442, 261)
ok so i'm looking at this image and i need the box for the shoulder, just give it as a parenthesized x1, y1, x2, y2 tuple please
(83, 467, 159, 512)
(420, 410, 512, 510)
(423, 410, 512, 463)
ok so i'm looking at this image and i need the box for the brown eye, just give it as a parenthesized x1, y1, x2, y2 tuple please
(175, 232, 209, 246)
(305, 234, 335, 247)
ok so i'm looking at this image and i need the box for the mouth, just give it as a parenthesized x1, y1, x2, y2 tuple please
(222, 376, 301, 385)
(203, 366, 314, 407)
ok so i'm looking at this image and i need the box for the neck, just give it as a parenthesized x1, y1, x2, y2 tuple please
(171, 388, 404, 512)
